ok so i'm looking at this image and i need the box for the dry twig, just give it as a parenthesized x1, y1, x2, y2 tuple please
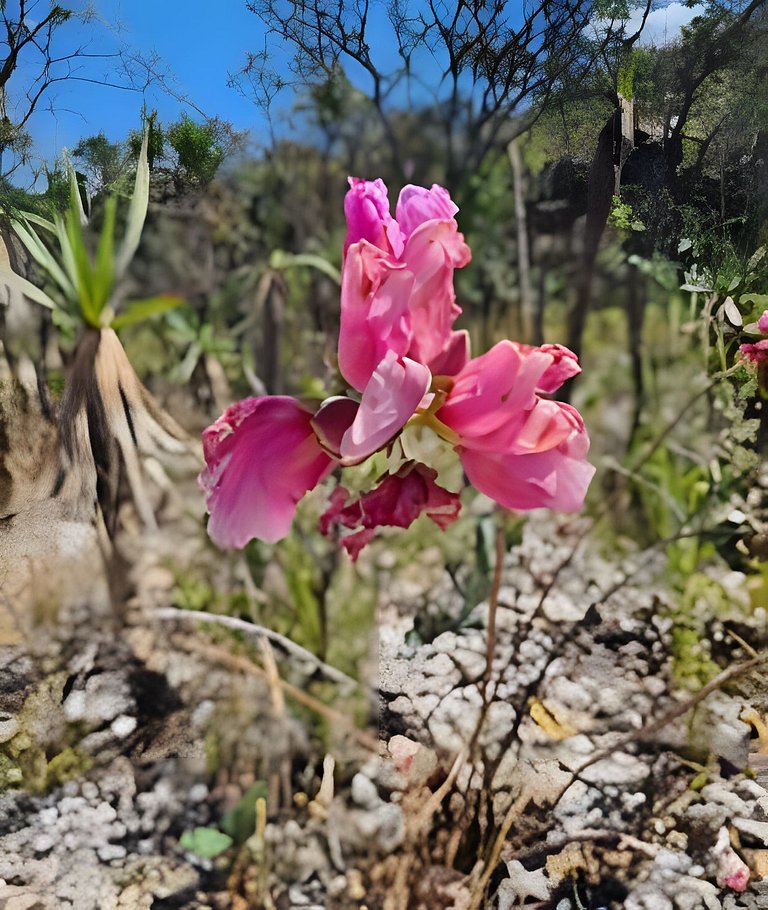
(155, 606, 360, 689)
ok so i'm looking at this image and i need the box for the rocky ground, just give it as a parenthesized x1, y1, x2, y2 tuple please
(2, 395, 768, 908)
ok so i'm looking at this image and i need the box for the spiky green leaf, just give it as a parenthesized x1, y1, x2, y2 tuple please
(0, 266, 57, 309)
(115, 128, 150, 279)
(92, 194, 117, 322)
(12, 217, 75, 302)
(111, 294, 183, 330)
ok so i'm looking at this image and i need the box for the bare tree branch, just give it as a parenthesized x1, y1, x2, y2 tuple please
(237, 0, 623, 188)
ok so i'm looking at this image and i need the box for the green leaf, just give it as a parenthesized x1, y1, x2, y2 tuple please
(68, 162, 89, 227)
(92, 194, 117, 323)
(21, 211, 58, 234)
(116, 128, 150, 279)
(53, 213, 79, 298)
(0, 266, 57, 309)
(741, 293, 768, 308)
(172, 340, 203, 384)
(12, 217, 75, 302)
(220, 781, 268, 843)
(65, 182, 97, 324)
(269, 250, 341, 285)
(179, 827, 232, 858)
(747, 247, 766, 272)
(111, 294, 184, 330)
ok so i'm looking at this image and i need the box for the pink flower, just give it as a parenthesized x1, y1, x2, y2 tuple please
(339, 178, 471, 394)
(713, 826, 750, 892)
(436, 341, 595, 512)
(741, 311, 768, 364)
(199, 397, 334, 547)
(199, 176, 595, 554)
(739, 338, 768, 364)
(320, 463, 461, 560)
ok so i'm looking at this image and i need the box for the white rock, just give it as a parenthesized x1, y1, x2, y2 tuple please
(350, 774, 379, 811)
(110, 715, 137, 738)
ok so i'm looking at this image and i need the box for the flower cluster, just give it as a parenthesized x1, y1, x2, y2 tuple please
(739, 310, 768, 365)
(199, 179, 595, 557)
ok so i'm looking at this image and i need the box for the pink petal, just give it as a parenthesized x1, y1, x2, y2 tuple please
(199, 396, 333, 547)
(338, 241, 414, 391)
(758, 309, 768, 334)
(459, 434, 595, 513)
(714, 827, 750, 892)
(318, 485, 360, 535)
(358, 463, 460, 530)
(344, 177, 403, 257)
(437, 341, 552, 440)
(467, 398, 583, 455)
(395, 184, 459, 238)
(320, 463, 461, 559)
(341, 528, 376, 561)
(340, 352, 430, 462)
(403, 219, 471, 367)
(511, 343, 581, 393)
(428, 329, 471, 377)
(311, 396, 359, 458)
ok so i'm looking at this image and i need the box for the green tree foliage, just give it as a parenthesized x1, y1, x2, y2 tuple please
(72, 133, 127, 195)
(166, 116, 226, 185)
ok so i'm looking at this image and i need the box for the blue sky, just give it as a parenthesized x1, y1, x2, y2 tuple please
(20, 1, 272, 181)
(19, 0, 409, 181)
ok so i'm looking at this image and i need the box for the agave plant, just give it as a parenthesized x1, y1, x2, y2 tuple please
(0, 131, 191, 534)
(0, 131, 180, 332)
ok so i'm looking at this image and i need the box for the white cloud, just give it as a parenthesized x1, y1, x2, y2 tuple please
(626, 2, 705, 46)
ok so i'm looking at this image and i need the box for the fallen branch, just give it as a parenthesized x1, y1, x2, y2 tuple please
(154, 606, 359, 690)
(176, 635, 379, 753)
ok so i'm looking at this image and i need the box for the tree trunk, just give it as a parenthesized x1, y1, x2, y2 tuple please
(507, 139, 534, 344)
(563, 110, 619, 397)
(534, 265, 546, 347)
(563, 102, 635, 400)
(617, 93, 635, 193)
(626, 267, 646, 446)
